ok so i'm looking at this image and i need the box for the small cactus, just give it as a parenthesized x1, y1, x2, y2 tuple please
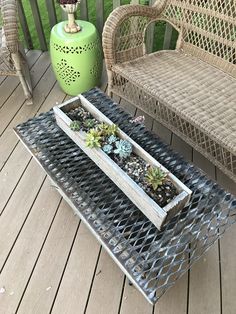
(102, 144, 113, 154)
(84, 118, 96, 129)
(130, 115, 145, 125)
(114, 140, 132, 159)
(145, 167, 167, 191)
(85, 129, 102, 148)
(70, 120, 81, 131)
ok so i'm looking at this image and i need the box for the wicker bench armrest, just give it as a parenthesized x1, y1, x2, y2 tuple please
(103, 2, 167, 70)
(1, 0, 18, 53)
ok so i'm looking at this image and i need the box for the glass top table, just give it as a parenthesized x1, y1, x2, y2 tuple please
(14, 88, 236, 304)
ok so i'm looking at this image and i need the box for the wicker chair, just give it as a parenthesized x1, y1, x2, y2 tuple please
(103, 0, 236, 183)
(0, 0, 32, 103)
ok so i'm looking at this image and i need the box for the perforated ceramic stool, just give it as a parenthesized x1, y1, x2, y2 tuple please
(50, 20, 102, 96)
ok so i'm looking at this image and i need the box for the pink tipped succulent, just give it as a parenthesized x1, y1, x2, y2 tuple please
(58, 0, 81, 33)
(130, 115, 145, 125)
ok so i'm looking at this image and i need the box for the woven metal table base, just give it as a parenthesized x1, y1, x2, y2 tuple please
(15, 88, 236, 304)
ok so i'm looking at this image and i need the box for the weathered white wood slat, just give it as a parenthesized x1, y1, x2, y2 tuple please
(54, 96, 192, 230)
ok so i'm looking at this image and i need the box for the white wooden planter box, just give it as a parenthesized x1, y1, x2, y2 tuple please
(53, 95, 192, 230)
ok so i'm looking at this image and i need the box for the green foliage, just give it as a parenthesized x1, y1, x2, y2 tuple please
(97, 123, 109, 135)
(19, 0, 176, 51)
(70, 120, 81, 131)
(85, 129, 102, 148)
(84, 118, 96, 129)
(107, 124, 118, 136)
(114, 140, 132, 159)
(146, 167, 167, 191)
(97, 123, 118, 136)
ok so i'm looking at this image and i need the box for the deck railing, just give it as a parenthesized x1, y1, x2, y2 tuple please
(18, 0, 173, 51)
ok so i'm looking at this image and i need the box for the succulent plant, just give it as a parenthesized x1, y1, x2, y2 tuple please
(107, 135, 118, 144)
(107, 124, 118, 136)
(97, 122, 109, 135)
(85, 129, 102, 148)
(84, 118, 96, 129)
(97, 123, 119, 137)
(114, 140, 132, 159)
(102, 144, 113, 154)
(145, 167, 167, 191)
(70, 120, 81, 131)
(130, 115, 145, 125)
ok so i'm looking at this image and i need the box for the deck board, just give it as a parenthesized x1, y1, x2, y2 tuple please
(85, 250, 124, 314)
(0, 51, 41, 110)
(0, 178, 61, 313)
(0, 51, 235, 314)
(0, 161, 45, 269)
(120, 278, 153, 314)
(188, 244, 221, 314)
(0, 52, 50, 135)
(220, 226, 236, 314)
(51, 224, 101, 314)
(154, 275, 188, 314)
(17, 200, 79, 314)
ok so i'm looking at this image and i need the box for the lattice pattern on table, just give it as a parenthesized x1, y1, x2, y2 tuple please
(15, 88, 236, 304)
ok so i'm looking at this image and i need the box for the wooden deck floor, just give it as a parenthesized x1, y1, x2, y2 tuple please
(0, 50, 236, 314)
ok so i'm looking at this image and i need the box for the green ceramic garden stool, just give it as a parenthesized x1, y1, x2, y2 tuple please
(50, 20, 102, 96)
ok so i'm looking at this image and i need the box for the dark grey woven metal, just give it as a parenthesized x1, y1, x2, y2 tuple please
(14, 88, 236, 304)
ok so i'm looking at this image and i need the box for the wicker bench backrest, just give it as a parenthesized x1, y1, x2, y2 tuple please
(158, 0, 235, 77)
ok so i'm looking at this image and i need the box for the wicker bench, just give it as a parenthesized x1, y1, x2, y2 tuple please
(103, 0, 236, 183)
